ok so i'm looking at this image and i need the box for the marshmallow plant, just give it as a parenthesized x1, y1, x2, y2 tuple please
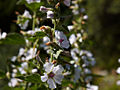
(0, 0, 98, 90)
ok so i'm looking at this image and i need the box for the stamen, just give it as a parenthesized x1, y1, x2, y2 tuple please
(48, 72, 55, 78)
(59, 39, 64, 43)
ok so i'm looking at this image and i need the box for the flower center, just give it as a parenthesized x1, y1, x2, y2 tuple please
(48, 72, 55, 78)
(59, 39, 64, 43)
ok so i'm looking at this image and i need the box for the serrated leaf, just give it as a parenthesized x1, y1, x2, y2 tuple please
(0, 33, 25, 45)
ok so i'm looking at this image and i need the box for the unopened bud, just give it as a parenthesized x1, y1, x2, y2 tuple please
(15, 11, 20, 15)
(45, 42, 52, 46)
(52, 60, 57, 64)
(46, 57, 49, 62)
(55, 2, 60, 8)
(20, 30, 26, 35)
(40, 26, 46, 30)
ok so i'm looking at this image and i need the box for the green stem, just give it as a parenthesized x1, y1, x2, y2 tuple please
(33, 38, 39, 49)
(32, 11, 36, 31)
(25, 82, 29, 90)
(50, 46, 53, 62)
(52, 19, 56, 42)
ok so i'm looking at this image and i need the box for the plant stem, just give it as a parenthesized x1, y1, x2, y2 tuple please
(25, 82, 29, 90)
(32, 11, 36, 31)
(52, 19, 56, 42)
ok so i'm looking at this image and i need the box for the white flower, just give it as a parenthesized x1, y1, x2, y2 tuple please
(40, 36, 50, 48)
(74, 65, 81, 82)
(116, 80, 120, 86)
(41, 62, 64, 89)
(32, 69, 38, 73)
(71, 48, 79, 61)
(26, 28, 41, 35)
(18, 48, 25, 56)
(64, 0, 71, 7)
(11, 56, 17, 62)
(27, 30, 36, 35)
(69, 34, 76, 45)
(25, 48, 37, 61)
(118, 58, 120, 63)
(40, 6, 50, 12)
(47, 11, 54, 19)
(26, 0, 41, 4)
(18, 67, 27, 74)
(83, 15, 88, 20)
(84, 68, 91, 74)
(116, 67, 120, 74)
(21, 62, 28, 69)
(8, 78, 18, 87)
(0, 31, 7, 39)
(67, 25, 73, 31)
(87, 84, 99, 90)
(19, 20, 29, 29)
(55, 30, 70, 49)
(23, 10, 32, 19)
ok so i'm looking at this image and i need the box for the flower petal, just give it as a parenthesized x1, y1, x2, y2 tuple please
(41, 73, 48, 82)
(53, 65, 64, 75)
(47, 78, 56, 89)
(44, 62, 54, 73)
(53, 74, 64, 84)
(61, 40, 70, 49)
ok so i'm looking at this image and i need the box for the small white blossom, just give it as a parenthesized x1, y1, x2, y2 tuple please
(74, 65, 81, 82)
(69, 34, 76, 45)
(118, 58, 120, 63)
(116, 80, 120, 86)
(83, 15, 88, 20)
(18, 48, 25, 56)
(25, 48, 37, 61)
(116, 67, 120, 74)
(8, 78, 18, 87)
(32, 69, 38, 73)
(64, 0, 71, 7)
(11, 56, 17, 62)
(0, 31, 7, 39)
(41, 62, 64, 89)
(19, 20, 29, 29)
(67, 25, 73, 31)
(18, 67, 27, 74)
(55, 30, 70, 49)
(26, 0, 41, 4)
(23, 10, 32, 19)
(47, 11, 54, 19)
(40, 6, 50, 12)
(87, 84, 99, 90)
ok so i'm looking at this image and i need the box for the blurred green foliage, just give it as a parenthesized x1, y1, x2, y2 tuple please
(88, 0, 120, 70)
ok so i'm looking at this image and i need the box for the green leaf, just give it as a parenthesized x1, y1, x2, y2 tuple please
(25, 2, 44, 11)
(54, 49, 63, 59)
(35, 32, 46, 38)
(0, 70, 6, 79)
(16, 74, 41, 83)
(0, 33, 25, 45)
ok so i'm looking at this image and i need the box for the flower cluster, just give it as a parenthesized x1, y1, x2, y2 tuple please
(3, 0, 99, 89)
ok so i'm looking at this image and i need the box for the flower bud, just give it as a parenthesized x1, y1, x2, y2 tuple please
(47, 11, 54, 19)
